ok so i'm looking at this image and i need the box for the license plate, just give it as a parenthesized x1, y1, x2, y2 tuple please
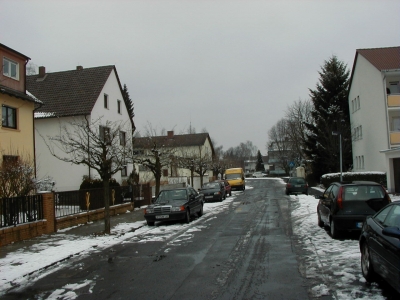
(205, 196, 213, 199)
(156, 215, 169, 219)
(295, 185, 301, 187)
(356, 222, 363, 229)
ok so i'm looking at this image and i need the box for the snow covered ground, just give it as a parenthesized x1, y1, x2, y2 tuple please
(1, 180, 398, 299)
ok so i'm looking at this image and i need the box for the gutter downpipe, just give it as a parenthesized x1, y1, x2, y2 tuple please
(382, 71, 390, 150)
(85, 114, 91, 179)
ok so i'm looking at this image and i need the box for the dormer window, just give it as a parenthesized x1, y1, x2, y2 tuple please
(3, 57, 19, 80)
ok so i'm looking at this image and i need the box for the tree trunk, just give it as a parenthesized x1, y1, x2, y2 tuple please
(103, 178, 111, 234)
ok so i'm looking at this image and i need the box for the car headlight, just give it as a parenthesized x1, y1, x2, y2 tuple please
(171, 206, 185, 212)
(214, 192, 220, 195)
(145, 208, 154, 214)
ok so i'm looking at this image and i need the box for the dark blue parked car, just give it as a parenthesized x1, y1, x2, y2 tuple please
(359, 201, 400, 294)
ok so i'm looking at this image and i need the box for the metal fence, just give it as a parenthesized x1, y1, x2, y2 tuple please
(55, 186, 133, 218)
(0, 195, 44, 228)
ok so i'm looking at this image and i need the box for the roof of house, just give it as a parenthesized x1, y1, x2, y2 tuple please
(26, 65, 119, 118)
(0, 85, 42, 104)
(348, 46, 400, 95)
(133, 132, 215, 157)
(356, 46, 400, 71)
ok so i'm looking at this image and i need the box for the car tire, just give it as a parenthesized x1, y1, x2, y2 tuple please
(230, 191, 232, 196)
(330, 218, 340, 239)
(361, 242, 377, 283)
(317, 211, 324, 227)
(197, 205, 203, 217)
(220, 195, 223, 202)
(184, 209, 190, 224)
(147, 221, 155, 226)
(285, 190, 289, 195)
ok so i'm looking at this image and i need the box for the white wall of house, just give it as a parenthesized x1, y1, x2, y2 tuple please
(35, 70, 134, 191)
(35, 116, 89, 191)
(349, 55, 388, 173)
(135, 136, 214, 191)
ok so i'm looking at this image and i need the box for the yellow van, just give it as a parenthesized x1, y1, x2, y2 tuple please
(224, 168, 245, 191)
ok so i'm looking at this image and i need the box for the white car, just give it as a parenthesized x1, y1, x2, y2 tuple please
(252, 172, 266, 178)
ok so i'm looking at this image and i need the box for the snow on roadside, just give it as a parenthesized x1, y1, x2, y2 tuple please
(289, 191, 397, 300)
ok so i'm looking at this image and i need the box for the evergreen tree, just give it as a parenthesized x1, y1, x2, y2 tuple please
(304, 56, 352, 181)
(255, 150, 265, 171)
(122, 84, 136, 131)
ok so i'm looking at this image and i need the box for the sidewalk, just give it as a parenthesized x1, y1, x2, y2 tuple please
(0, 207, 147, 295)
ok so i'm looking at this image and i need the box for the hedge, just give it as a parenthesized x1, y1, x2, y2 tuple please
(320, 172, 387, 189)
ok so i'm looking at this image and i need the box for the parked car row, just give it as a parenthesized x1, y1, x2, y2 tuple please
(315, 180, 399, 294)
(144, 180, 233, 227)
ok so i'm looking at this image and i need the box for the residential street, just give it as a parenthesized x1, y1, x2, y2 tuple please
(1, 178, 399, 299)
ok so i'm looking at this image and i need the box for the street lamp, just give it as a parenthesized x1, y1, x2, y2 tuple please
(332, 131, 343, 181)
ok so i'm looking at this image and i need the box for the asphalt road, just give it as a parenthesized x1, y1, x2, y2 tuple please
(5, 180, 319, 300)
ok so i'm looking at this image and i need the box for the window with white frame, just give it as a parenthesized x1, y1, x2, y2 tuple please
(104, 94, 109, 109)
(3, 57, 19, 80)
(119, 131, 126, 146)
(99, 126, 111, 145)
(121, 165, 127, 177)
(361, 155, 364, 169)
(391, 116, 400, 131)
(2, 105, 17, 129)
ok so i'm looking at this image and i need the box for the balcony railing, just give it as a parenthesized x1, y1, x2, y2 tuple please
(387, 95, 400, 107)
(390, 132, 400, 145)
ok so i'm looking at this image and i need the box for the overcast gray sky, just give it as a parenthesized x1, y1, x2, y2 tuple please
(1, 0, 399, 154)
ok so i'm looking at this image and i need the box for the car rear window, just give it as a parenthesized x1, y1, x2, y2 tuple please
(343, 185, 384, 201)
(289, 178, 305, 184)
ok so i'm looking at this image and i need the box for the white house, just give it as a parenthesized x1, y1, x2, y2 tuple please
(27, 65, 135, 191)
(348, 46, 400, 192)
(133, 131, 215, 191)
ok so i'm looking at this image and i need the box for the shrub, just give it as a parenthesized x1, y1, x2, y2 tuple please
(320, 172, 387, 189)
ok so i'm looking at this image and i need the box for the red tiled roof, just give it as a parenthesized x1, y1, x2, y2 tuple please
(27, 65, 115, 118)
(357, 46, 400, 71)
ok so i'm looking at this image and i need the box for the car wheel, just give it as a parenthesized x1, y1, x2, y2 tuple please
(361, 242, 377, 282)
(285, 190, 289, 195)
(224, 193, 227, 200)
(317, 211, 324, 227)
(184, 209, 190, 224)
(147, 221, 155, 226)
(220, 195, 223, 202)
(230, 191, 232, 196)
(197, 205, 203, 217)
(330, 218, 340, 239)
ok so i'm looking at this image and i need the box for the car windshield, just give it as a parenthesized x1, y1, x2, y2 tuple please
(202, 182, 220, 189)
(343, 185, 384, 201)
(156, 189, 187, 203)
(225, 174, 241, 180)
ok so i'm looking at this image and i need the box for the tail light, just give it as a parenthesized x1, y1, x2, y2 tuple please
(287, 183, 292, 188)
(337, 186, 344, 209)
(386, 191, 392, 203)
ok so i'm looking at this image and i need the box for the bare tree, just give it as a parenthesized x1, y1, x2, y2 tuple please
(177, 145, 213, 187)
(133, 138, 176, 196)
(41, 116, 134, 234)
(285, 99, 313, 164)
(268, 119, 293, 175)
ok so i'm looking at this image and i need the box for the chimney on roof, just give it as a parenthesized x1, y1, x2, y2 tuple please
(167, 131, 174, 138)
(38, 66, 46, 78)
(76, 66, 83, 71)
